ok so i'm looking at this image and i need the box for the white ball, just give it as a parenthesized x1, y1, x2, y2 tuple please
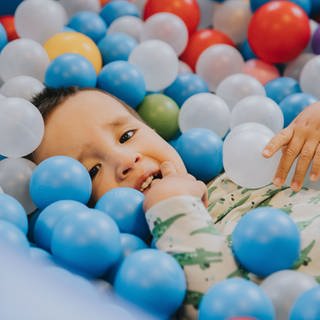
(0, 98, 44, 158)
(59, 0, 100, 17)
(179, 93, 230, 137)
(108, 16, 144, 42)
(129, 40, 178, 91)
(130, 0, 147, 15)
(216, 73, 266, 109)
(284, 53, 315, 81)
(15, 0, 68, 44)
(178, 60, 193, 74)
(223, 123, 281, 188)
(300, 55, 320, 99)
(0, 39, 50, 82)
(0, 76, 44, 101)
(198, 0, 215, 28)
(231, 95, 284, 133)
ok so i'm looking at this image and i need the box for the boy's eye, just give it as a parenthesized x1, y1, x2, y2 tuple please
(119, 130, 136, 144)
(89, 164, 101, 179)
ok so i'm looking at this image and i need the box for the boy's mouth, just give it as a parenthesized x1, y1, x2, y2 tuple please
(139, 171, 162, 192)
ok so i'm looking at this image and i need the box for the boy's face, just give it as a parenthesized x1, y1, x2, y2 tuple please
(33, 90, 187, 203)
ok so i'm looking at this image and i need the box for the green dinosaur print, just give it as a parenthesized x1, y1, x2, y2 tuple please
(208, 185, 217, 198)
(227, 266, 250, 280)
(315, 275, 320, 284)
(262, 187, 288, 198)
(208, 197, 225, 211)
(241, 188, 251, 194)
(226, 234, 232, 248)
(185, 290, 203, 309)
(308, 194, 320, 205)
(173, 248, 223, 270)
(279, 204, 293, 214)
(293, 240, 315, 269)
(190, 224, 221, 236)
(297, 215, 320, 231)
(152, 213, 186, 242)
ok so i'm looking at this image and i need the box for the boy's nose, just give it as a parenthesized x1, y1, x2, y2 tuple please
(116, 152, 141, 179)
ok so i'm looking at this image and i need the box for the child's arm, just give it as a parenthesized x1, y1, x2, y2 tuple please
(263, 102, 320, 192)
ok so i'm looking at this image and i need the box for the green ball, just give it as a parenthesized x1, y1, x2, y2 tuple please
(137, 94, 179, 141)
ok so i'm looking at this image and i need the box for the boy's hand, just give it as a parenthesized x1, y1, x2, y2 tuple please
(143, 161, 208, 212)
(262, 102, 320, 192)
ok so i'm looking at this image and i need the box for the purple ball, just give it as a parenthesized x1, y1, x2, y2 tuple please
(311, 26, 320, 54)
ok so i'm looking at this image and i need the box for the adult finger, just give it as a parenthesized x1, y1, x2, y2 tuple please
(310, 144, 320, 181)
(160, 161, 177, 177)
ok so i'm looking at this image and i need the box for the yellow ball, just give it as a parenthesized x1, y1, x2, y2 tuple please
(44, 32, 102, 74)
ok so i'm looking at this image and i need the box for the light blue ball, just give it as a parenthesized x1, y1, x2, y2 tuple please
(199, 278, 275, 320)
(97, 60, 146, 108)
(114, 249, 186, 318)
(0, 23, 8, 52)
(51, 209, 121, 277)
(239, 39, 257, 60)
(279, 93, 317, 127)
(164, 73, 209, 107)
(95, 187, 150, 240)
(232, 207, 301, 277)
(289, 286, 320, 320)
(44, 53, 97, 88)
(0, 220, 29, 252)
(30, 156, 92, 209)
(67, 11, 107, 43)
(0, 193, 28, 234)
(34, 200, 87, 251)
(98, 32, 138, 65)
(29, 247, 56, 266)
(100, 1, 140, 26)
(265, 77, 301, 104)
(175, 128, 223, 182)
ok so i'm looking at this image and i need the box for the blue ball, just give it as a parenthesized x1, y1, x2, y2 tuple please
(44, 53, 97, 89)
(100, 1, 140, 26)
(199, 278, 275, 320)
(239, 39, 257, 61)
(175, 128, 223, 182)
(0, 193, 28, 234)
(67, 11, 107, 43)
(265, 77, 301, 104)
(95, 187, 150, 240)
(34, 200, 87, 251)
(279, 93, 317, 127)
(97, 61, 146, 108)
(51, 209, 121, 277)
(164, 73, 209, 107)
(289, 286, 320, 320)
(232, 207, 301, 277)
(0, 220, 29, 252)
(0, 0, 22, 15)
(311, 0, 320, 16)
(0, 154, 5, 160)
(251, 0, 311, 14)
(114, 249, 186, 318)
(0, 23, 8, 52)
(98, 33, 138, 65)
(30, 156, 92, 209)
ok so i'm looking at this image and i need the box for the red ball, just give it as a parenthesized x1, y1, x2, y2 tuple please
(0, 15, 19, 41)
(248, 1, 310, 63)
(143, 0, 200, 34)
(180, 29, 235, 71)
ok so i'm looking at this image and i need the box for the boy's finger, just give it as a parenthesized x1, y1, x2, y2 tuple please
(310, 144, 320, 181)
(160, 161, 177, 177)
(263, 127, 294, 158)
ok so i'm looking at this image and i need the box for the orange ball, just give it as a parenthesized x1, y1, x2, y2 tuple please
(44, 32, 102, 74)
(0, 15, 19, 41)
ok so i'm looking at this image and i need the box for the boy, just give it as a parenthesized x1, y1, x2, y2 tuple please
(31, 87, 320, 319)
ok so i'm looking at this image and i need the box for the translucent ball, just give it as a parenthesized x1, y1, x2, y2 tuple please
(0, 97, 44, 158)
(216, 73, 266, 109)
(0, 158, 36, 214)
(108, 16, 144, 42)
(284, 53, 315, 80)
(179, 93, 230, 138)
(196, 44, 244, 92)
(129, 39, 179, 91)
(59, 0, 100, 17)
(14, 0, 68, 44)
(223, 123, 281, 188)
(300, 55, 320, 99)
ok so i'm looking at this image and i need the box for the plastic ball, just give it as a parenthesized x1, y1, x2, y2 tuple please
(115, 249, 186, 318)
(0, 22, 8, 52)
(107, 16, 143, 42)
(0, 158, 36, 214)
(95, 187, 150, 240)
(248, 1, 311, 63)
(231, 95, 284, 133)
(0, 38, 50, 82)
(67, 11, 107, 43)
(100, 1, 140, 26)
(216, 73, 266, 109)
(141, 12, 188, 55)
(44, 32, 102, 74)
(129, 39, 178, 91)
(29, 247, 56, 266)
(223, 123, 281, 188)
(260, 270, 318, 320)
(284, 53, 315, 80)
(175, 128, 223, 182)
(164, 73, 209, 107)
(300, 55, 320, 99)
(51, 209, 121, 277)
(0, 97, 44, 158)
(98, 33, 138, 64)
(14, 0, 68, 44)
(239, 39, 257, 60)
(179, 93, 230, 138)
(0, 75, 44, 101)
(311, 0, 320, 15)
(30, 156, 92, 209)
(232, 207, 300, 277)
(0, 220, 29, 252)
(251, 0, 311, 14)
(59, 0, 100, 17)
(0, 16, 19, 41)
(180, 29, 235, 71)
(178, 60, 193, 74)
(199, 278, 275, 320)
(279, 93, 317, 127)
(97, 60, 145, 108)
(44, 53, 97, 88)
(34, 200, 87, 251)
(137, 94, 179, 141)
(196, 44, 244, 92)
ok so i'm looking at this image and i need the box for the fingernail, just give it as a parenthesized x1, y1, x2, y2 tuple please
(291, 182, 299, 191)
(263, 149, 271, 157)
(273, 178, 282, 186)
(310, 174, 318, 182)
